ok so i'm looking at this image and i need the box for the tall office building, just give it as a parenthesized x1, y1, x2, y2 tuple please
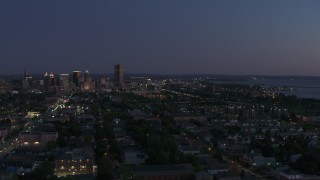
(83, 70, 91, 82)
(44, 72, 56, 92)
(80, 70, 95, 92)
(114, 64, 124, 88)
(96, 77, 111, 90)
(73, 71, 81, 86)
(22, 65, 32, 91)
(59, 74, 70, 92)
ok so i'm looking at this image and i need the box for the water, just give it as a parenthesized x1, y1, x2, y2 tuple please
(212, 77, 320, 99)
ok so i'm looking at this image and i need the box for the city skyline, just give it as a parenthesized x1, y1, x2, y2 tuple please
(1, 1, 320, 178)
(1, 1, 320, 76)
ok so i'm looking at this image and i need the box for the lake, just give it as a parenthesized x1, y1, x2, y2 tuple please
(212, 77, 320, 99)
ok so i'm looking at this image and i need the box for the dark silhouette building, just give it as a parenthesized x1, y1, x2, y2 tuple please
(22, 65, 32, 91)
(72, 71, 81, 86)
(58, 74, 70, 92)
(44, 72, 56, 92)
(114, 64, 124, 89)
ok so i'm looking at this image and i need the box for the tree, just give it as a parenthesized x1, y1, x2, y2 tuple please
(68, 120, 81, 137)
(213, 152, 223, 162)
(240, 169, 245, 179)
(294, 150, 320, 175)
(57, 135, 67, 147)
(277, 144, 286, 162)
(46, 141, 57, 151)
(84, 135, 93, 143)
(97, 157, 113, 180)
(28, 160, 56, 180)
(213, 174, 218, 180)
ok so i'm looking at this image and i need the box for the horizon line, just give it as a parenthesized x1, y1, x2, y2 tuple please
(1, 73, 320, 78)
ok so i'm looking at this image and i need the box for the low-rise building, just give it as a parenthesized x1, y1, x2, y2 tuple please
(55, 148, 94, 177)
(19, 132, 58, 150)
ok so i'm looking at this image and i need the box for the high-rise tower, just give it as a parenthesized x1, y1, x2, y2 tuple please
(44, 72, 56, 92)
(114, 64, 124, 88)
(22, 63, 32, 91)
(59, 74, 70, 92)
(80, 70, 95, 92)
(72, 71, 81, 86)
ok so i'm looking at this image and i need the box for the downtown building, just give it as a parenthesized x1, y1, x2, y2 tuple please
(72, 71, 81, 86)
(80, 70, 95, 92)
(43, 72, 70, 93)
(22, 66, 33, 92)
(43, 72, 57, 92)
(58, 74, 70, 92)
(114, 64, 125, 89)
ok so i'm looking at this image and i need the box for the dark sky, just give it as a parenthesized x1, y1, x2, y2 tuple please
(1, 1, 320, 75)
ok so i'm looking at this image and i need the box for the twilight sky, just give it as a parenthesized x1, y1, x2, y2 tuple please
(1, 1, 320, 75)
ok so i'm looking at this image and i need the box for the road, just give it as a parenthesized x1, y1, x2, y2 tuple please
(0, 98, 63, 159)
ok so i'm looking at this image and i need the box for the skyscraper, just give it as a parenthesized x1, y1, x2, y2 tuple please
(44, 72, 56, 92)
(80, 70, 95, 92)
(72, 71, 81, 86)
(22, 64, 32, 91)
(59, 74, 70, 92)
(114, 64, 124, 88)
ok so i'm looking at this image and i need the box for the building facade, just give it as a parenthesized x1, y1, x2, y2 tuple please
(59, 74, 70, 92)
(55, 148, 94, 177)
(80, 71, 95, 92)
(114, 64, 125, 89)
(44, 72, 57, 92)
(72, 71, 81, 86)
(19, 132, 58, 150)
